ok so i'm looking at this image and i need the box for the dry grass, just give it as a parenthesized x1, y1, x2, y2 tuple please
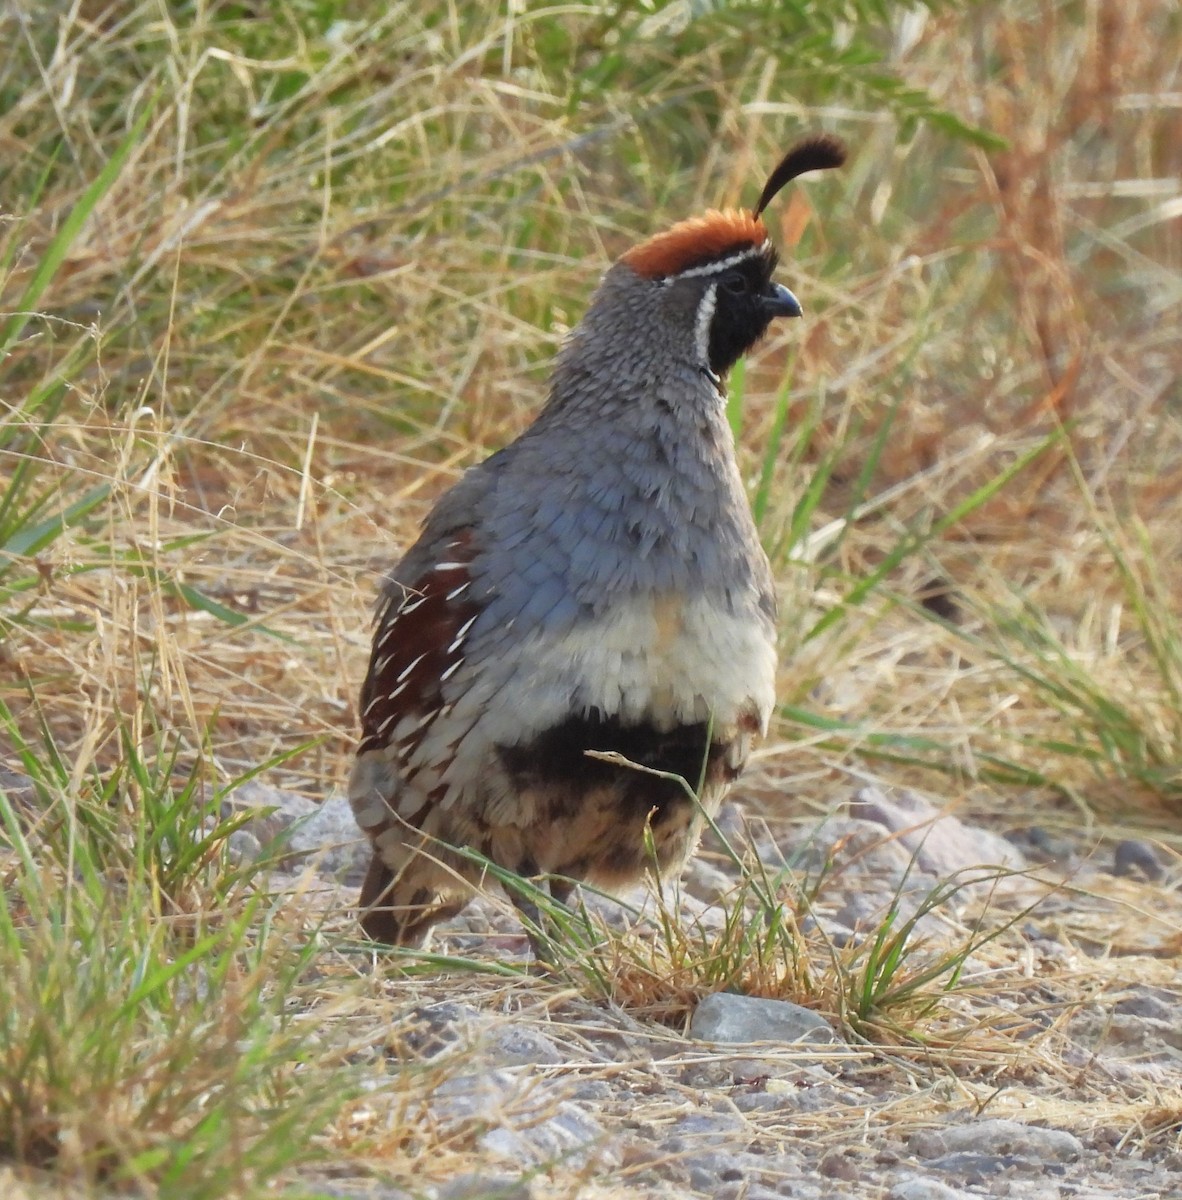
(1, 0, 1181, 1195)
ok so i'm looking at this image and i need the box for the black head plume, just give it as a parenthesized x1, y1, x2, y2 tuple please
(753, 134, 847, 220)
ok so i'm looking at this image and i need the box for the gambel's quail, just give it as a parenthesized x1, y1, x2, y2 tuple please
(350, 135, 846, 949)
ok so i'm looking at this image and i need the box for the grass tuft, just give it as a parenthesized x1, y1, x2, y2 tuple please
(0, 705, 355, 1197)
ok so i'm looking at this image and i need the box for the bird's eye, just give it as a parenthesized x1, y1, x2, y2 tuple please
(721, 272, 748, 295)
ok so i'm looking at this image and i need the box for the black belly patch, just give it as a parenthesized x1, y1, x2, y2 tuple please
(496, 710, 737, 819)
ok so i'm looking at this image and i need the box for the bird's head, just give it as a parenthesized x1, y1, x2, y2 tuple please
(610, 134, 847, 381)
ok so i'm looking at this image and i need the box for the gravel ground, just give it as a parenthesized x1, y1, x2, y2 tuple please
(231, 782, 1182, 1200)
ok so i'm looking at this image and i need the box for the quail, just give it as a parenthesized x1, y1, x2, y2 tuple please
(349, 135, 847, 949)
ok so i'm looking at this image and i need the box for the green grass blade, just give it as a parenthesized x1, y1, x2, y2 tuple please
(1, 93, 158, 357)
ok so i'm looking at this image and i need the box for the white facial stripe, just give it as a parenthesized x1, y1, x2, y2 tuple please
(694, 281, 718, 369)
(672, 242, 770, 280)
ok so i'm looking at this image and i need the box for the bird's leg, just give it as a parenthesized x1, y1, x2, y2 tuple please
(507, 862, 578, 965)
(531, 875, 582, 964)
(357, 855, 470, 949)
(505, 888, 561, 967)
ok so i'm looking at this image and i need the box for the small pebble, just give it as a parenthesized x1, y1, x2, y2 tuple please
(909, 1118, 1082, 1164)
(1112, 838, 1164, 880)
(888, 1179, 968, 1200)
(818, 1150, 859, 1181)
(690, 992, 841, 1046)
(438, 1175, 533, 1200)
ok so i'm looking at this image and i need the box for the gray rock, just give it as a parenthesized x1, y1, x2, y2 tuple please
(222, 779, 317, 838)
(428, 1068, 519, 1125)
(221, 782, 369, 881)
(575, 885, 648, 930)
(427, 1067, 613, 1169)
(479, 1101, 613, 1168)
(665, 1111, 747, 1148)
(1114, 1012, 1182, 1052)
(682, 857, 736, 904)
(1111, 838, 1164, 880)
(226, 828, 263, 864)
(818, 1149, 860, 1181)
(567, 1079, 613, 1102)
(831, 886, 937, 938)
(752, 1152, 810, 1182)
(700, 802, 749, 854)
(849, 785, 1026, 876)
(920, 1152, 1025, 1178)
(888, 1179, 969, 1200)
(1114, 987, 1176, 1022)
(437, 1174, 534, 1200)
(711, 1183, 754, 1200)
(298, 1184, 418, 1200)
(680, 1148, 762, 1188)
(485, 1025, 566, 1067)
(690, 992, 842, 1046)
(1071, 1008, 1182, 1058)
(1004, 825, 1076, 864)
(909, 1118, 1082, 1163)
(689, 1165, 724, 1191)
(788, 816, 919, 883)
(791, 1082, 853, 1112)
(284, 791, 369, 881)
(732, 1093, 790, 1113)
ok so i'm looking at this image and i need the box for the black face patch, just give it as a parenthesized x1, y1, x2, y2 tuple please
(706, 251, 781, 376)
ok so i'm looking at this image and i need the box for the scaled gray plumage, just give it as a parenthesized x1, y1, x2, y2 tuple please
(349, 135, 846, 950)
